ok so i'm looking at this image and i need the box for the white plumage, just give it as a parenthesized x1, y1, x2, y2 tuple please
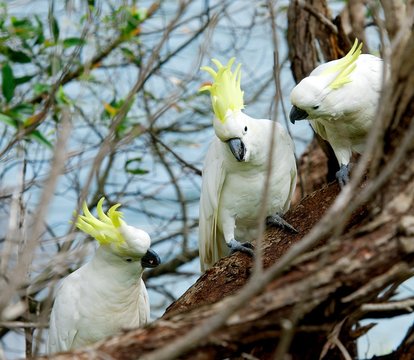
(290, 40, 385, 185)
(47, 199, 160, 353)
(199, 58, 297, 271)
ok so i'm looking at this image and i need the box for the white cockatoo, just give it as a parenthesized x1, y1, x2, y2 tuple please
(47, 198, 160, 354)
(198, 58, 297, 271)
(289, 39, 385, 186)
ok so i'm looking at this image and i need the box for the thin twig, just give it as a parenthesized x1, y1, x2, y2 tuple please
(151, 136, 202, 176)
(0, 111, 72, 315)
(297, 0, 338, 34)
(0, 321, 48, 328)
(362, 298, 414, 312)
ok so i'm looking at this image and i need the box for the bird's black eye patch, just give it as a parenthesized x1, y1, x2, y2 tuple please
(125, 258, 132, 263)
(313, 105, 319, 110)
(244, 126, 248, 132)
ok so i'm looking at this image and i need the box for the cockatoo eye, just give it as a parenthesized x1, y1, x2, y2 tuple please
(125, 258, 133, 263)
(313, 105, 319, 110)
(243, 126, 248, 134)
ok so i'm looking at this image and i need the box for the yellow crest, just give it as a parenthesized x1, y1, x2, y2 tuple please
(75, 197, 125, 247)
(322, 39, 363, 90)
(199, 57, 244, 123)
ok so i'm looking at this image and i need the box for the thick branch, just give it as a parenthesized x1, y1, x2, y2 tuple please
(379, 0, 406, 40)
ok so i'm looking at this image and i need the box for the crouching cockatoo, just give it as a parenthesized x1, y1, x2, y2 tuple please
(198, 58, 297, 271)
(47, 197, 160, 353)
(289, 39, 385, 186)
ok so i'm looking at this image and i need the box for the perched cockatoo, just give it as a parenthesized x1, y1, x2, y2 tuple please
(47, 198, 160, 354)
(198, 58, 297, 271)
(289, 39, 385, 186)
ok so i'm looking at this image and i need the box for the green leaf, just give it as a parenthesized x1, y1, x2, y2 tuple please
(125, 158, 149, 175)
(6, 48, 31, 63)
(7, 103, 34, 124)
(34, 15, 45, 45)
(56, 86, 72, 105)
(29, 129, 53, 149)
(11, 17, 31, 28)
(62, 37, 85, 48)
(0, 3, 6, 29)
(2, 62, 15, 103)
(0, 113, 18, 128)
(34, 83, 51, 96)
(10, 16, 36, 40)
(50, 15, 59, 42)
(10, 103, 34, 115)
(120, 47, 141, 65)
(14, 74, 35, 86)
(121, 47, 134, 59)
(135, 8, 147, 21)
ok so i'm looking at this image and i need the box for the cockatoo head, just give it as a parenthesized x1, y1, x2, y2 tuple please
(200, 58, 251, 162)
(75, 197, 161, 268)
(290, 39, 363, 123)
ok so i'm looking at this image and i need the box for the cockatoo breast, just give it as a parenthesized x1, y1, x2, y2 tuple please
(68, 253, 149, 348)
(219, 121, 295, 226)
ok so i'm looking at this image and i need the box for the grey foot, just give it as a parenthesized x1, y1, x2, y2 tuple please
(336, 164, 351, 188)
(266, 214, 298, 233)
(228, 239, 254, 256)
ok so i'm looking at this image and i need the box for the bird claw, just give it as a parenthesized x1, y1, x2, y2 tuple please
(228, 239, 254, 256)
(266, 214, 298, 233)
(240, 241, 254, 249)
(336, 164, 351, 188)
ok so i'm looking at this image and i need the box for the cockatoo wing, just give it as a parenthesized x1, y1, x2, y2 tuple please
(47, 272, 82, 353)
(309, 120, 328, 141)
(308, 54, 384, 158)
(276, 124, 297, 212)
(138, 279, 150, 323)
(199, 138, 227, 271)
(355, 55, 384, 109)
(282, 165, 298, 212)
(290, 165, 297, 204)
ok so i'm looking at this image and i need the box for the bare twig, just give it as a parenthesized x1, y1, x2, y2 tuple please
(151, 136, 202, 176)
(362, 298, 414, 312)
(0, 112, 72, 315)
(297, 0, 338, 34)
(379, 0, 406, 40)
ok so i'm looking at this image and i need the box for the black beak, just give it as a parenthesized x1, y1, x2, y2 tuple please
(227, 138, 246, 162)
(141, 248, 161, 268)
(289, 105, 309, 124)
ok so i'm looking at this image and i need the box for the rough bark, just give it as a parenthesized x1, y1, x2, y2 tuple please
(287, 0, 350, 83)
(346, 0, 368, 51)
(379, 0, 407, 41)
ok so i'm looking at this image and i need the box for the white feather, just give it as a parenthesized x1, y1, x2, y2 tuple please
(47, 225, 153, 353)
(199, 111, 297, 271)
(290, 54, 386, 166)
